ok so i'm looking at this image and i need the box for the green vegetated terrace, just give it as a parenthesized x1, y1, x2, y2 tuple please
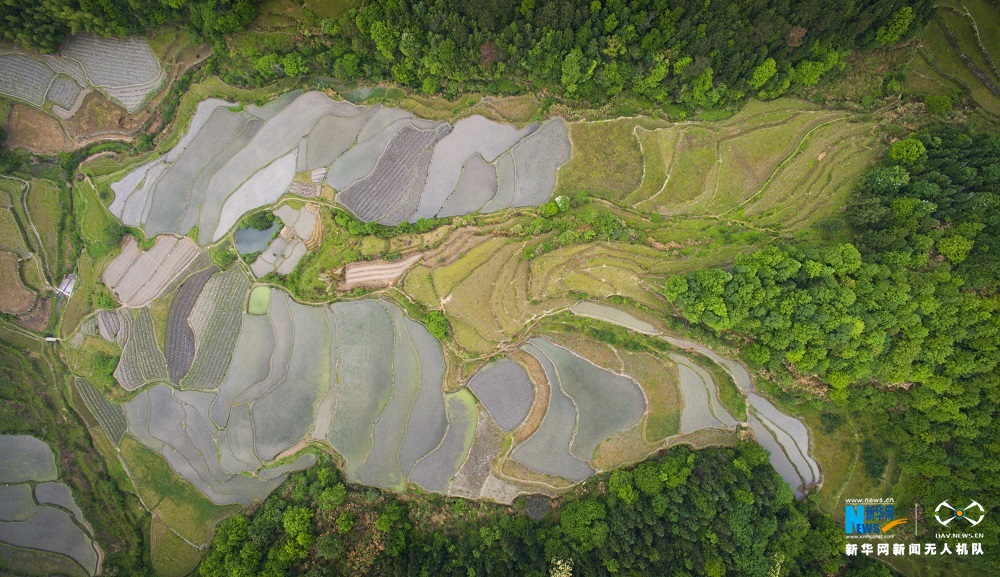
(3, 1, 998, 575)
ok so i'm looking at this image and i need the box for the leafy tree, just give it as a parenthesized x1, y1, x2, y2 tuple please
(876, 6, 915, 45)
(424, 310, 451, 340)
(318, 484, 347, 510)
(281, 53, 307, 77)
(888, 138, 926, 164)
(748, 58, 777, 90)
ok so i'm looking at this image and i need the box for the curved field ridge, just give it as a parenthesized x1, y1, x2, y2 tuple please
(1, 34, 163, 114)
(74, 378, 127, 445)
(565, 301, 821, 495)
(113, 93, 571, 240)
(0, 436, 99, 576)
(113, 308, 168, 391)
(511, 341, 595, 481)
(102, 235, 200, 307)
(123, 288, 459, 504)
(164, 267, 217, 383)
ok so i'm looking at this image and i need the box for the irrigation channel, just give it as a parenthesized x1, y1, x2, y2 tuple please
(569, 301, 821, 497)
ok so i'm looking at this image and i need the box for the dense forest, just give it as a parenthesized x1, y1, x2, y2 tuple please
(200, 447, 894, 577)
(0, 0, 258, 52)
(216, 0, 933, 108)
(665, 123, 1000, 571)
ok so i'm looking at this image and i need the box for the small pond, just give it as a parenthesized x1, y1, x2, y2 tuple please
(234, 222, 279, 254)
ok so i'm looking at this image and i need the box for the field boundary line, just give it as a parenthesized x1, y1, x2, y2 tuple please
(723, 117, 844, 216)
(5, 176, 56, 287)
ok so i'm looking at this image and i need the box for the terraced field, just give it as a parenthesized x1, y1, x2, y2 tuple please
(556, 99, 877, 232)
(905, 0, 1000, 119)
(0, 436, 100, 576)
(109, 93, 572, 241)
(102, 235, 201, 307)
(249, 204, 322, 277)
(565, 301, 821, 496)
(0, 34, 163, 114)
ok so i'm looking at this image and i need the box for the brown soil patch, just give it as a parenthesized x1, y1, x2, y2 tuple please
(5, 105, 74, 153)
(339, 253, 423, 291)
(0, 251, 36, 314)
(63, 92, 150, 142)
(5, 33, 209, 153)
(509, 349, 550, 444)
(17, 297, 51, 332)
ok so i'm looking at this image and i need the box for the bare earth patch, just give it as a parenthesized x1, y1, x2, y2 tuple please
(4, 104, 74, 153)
(0, 251, 36, 315)
(339, 253, 423, 291)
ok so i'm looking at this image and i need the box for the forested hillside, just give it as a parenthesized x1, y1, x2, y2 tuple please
(218, 0, 933, 108)
(0, 0, 258, 52)
(200, 447, 891, 577)
(665, 124, 1000, 571)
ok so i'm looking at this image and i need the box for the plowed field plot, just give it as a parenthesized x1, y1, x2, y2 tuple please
(340, 253, 422, 291)
(0, 53, 54, 106)
(0, 251, 35, 315)
(114, 308, 168, 391)
(102, 236, 200, 307)
(468, 359, 535, 432)
(339, 124, 449, 224)
(74, 378, 127, 444)
(113, 94, 571, 239)
(182, 267, 250, 390)
(1, 34, 163, 115)
(60, 34, 163, 112)
(164, 267, 216, 383)
(46, 75, 82, 109)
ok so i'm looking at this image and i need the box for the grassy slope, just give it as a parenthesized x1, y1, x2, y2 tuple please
(120, 436, 240, 547)
(0, 326, 146, 573)
(905, 0, 1000, 121)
